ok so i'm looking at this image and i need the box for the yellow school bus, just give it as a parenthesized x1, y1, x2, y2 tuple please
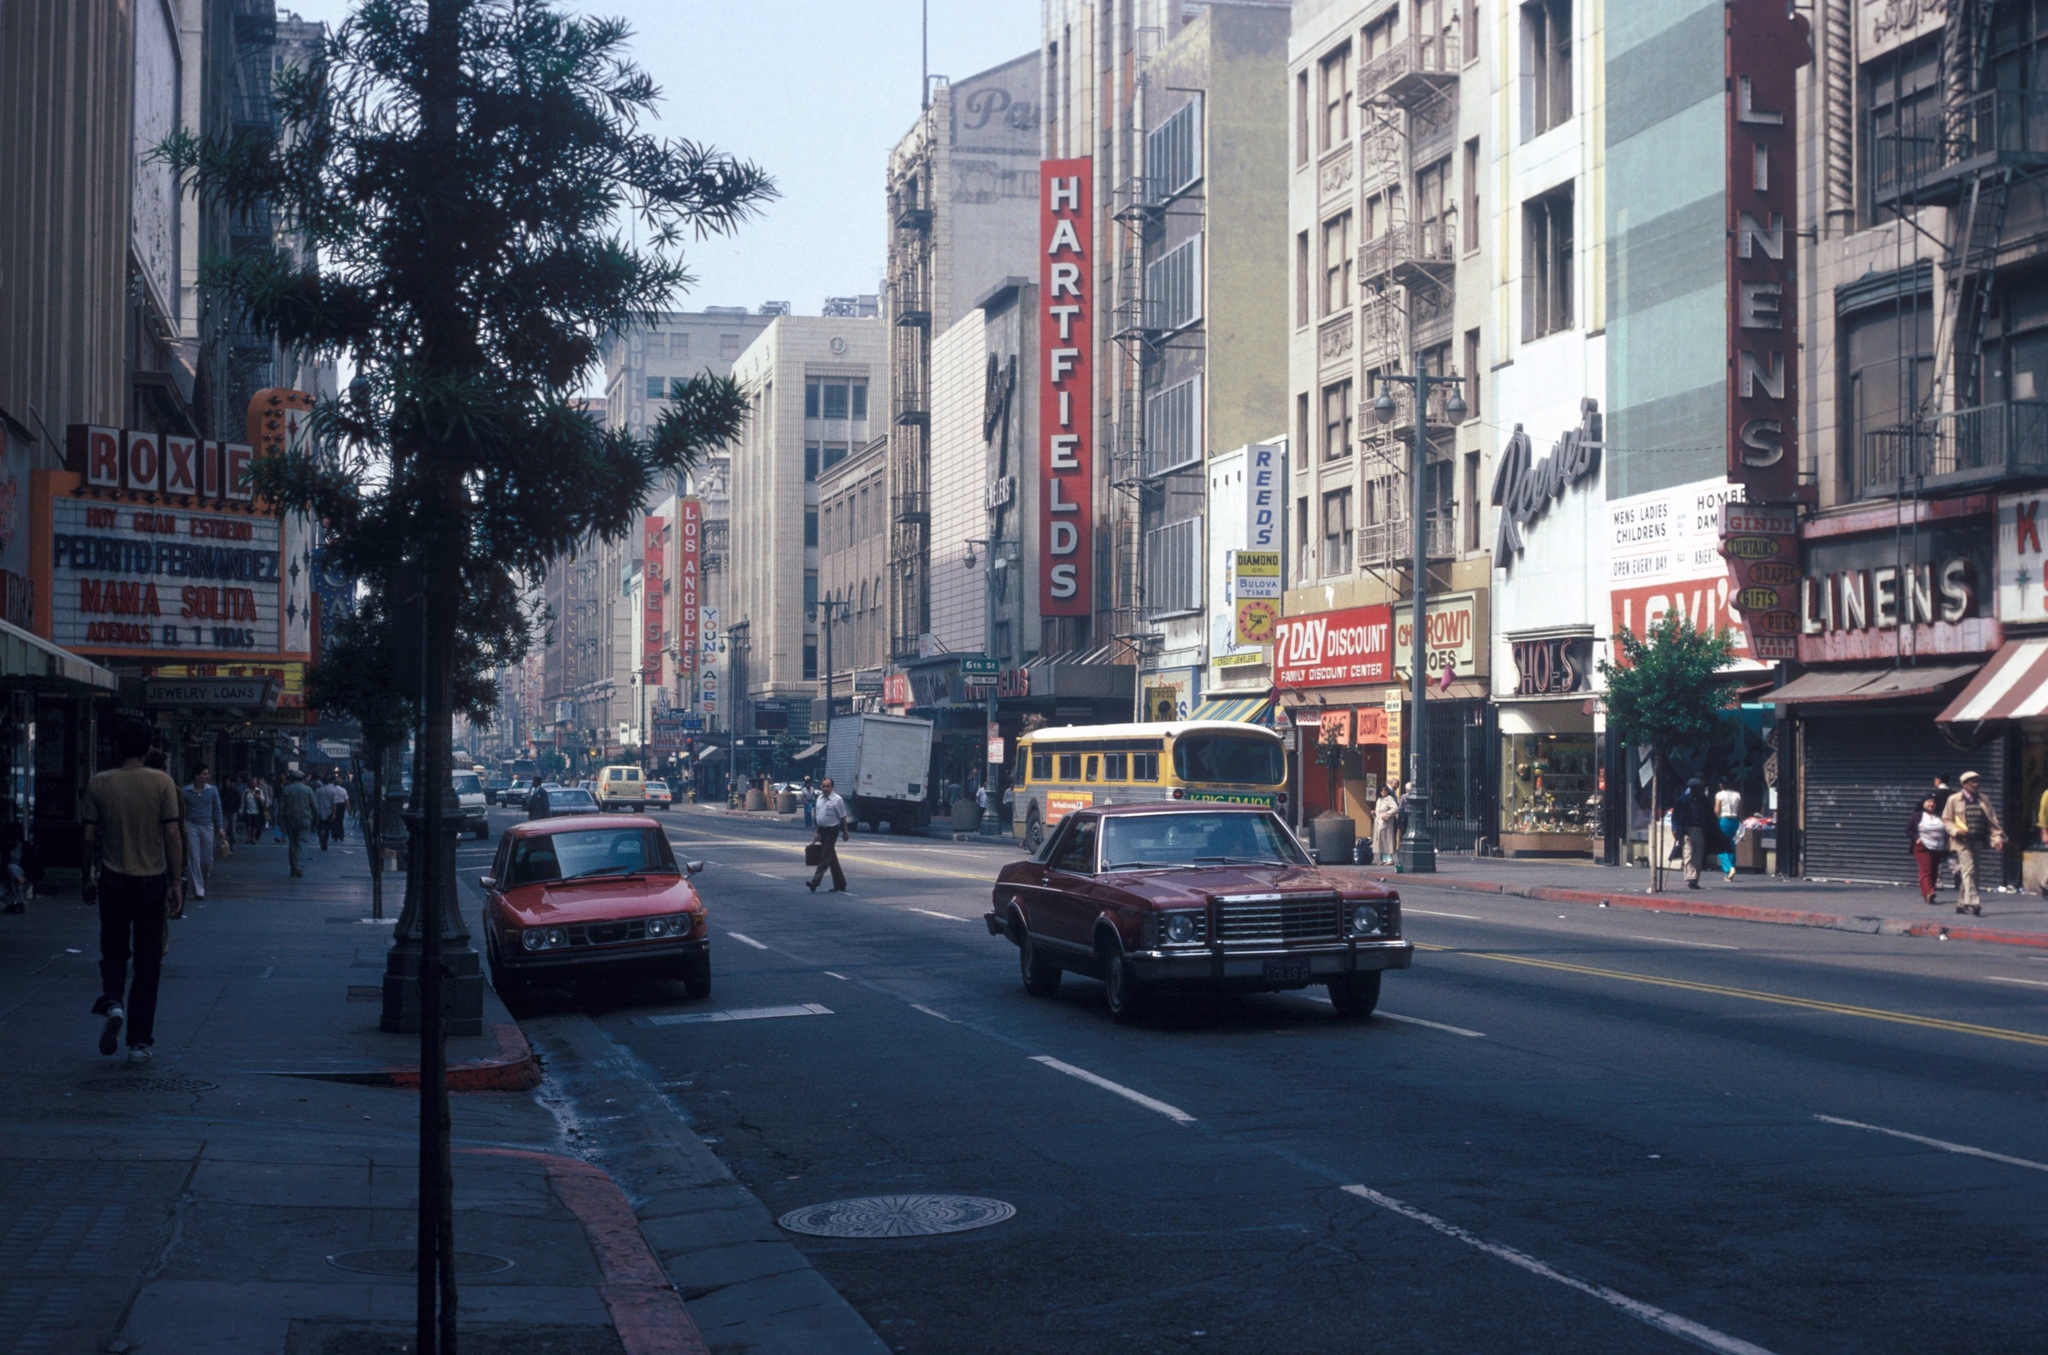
(1012, 720, 1289, 849)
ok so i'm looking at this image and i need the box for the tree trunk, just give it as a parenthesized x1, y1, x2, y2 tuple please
(1648, 759, 1663, 894)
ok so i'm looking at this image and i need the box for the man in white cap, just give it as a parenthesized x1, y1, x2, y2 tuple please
(1941, 771, 2005, 917)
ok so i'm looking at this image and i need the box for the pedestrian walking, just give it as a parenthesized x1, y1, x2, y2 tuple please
(801, 774, 815, 829)
(1713, 781, 1743, 881)
(1941, 770, 2005, 917)
(1672, 776, 1711, 889)
(311, 776, 338, 850)
(180, 765, 227, 903)
(82, 719, 183, 1064)
(243, 776, 269, 844)
(1910, 793, 1949, 905)
(1373, 785, 1401, 865)
(1, 807, 26, 914)
(329, 777, 349, 842)
(805, 777, 849, 893)
(279, 771, 318, 877)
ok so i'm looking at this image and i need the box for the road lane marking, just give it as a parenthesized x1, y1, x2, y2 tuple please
(1377, 1012, 1485, 1038)
(726, 932, 769, 950)
(682, 835, 994, 883)
(904, 907, 968, 922)
(1029, 1056, 1196, 1125)
(910, 1004, 955, 1023)
(1340, 1185, 1777, 1355)
(1413, 943, 2048, 1049)
(1814, 1114, 2048, 1174)
(1987, 975, 2048, 989)
(635, 1003, 831, 1028)
(824, 971, 849, 980)
(1627, 935, 1741, 950)
(1404, 907, 1484, 920)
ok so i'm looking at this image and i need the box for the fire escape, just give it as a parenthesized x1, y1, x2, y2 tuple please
(887, 149, 933, 662)
(1353, 23, 1461, 576)
(1864, 0, 2048, 493)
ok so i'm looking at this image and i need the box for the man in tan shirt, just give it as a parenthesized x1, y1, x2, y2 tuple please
(81, 719, 184, 1063)
(1941, 770, 2005, 918)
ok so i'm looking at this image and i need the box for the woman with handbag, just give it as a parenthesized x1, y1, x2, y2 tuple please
(1908, 793, 1947, 906)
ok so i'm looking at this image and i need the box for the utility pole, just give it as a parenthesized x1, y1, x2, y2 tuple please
(1370, 368, 1468, 875)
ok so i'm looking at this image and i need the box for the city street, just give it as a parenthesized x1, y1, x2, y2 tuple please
(499, 805, 2048, 1355)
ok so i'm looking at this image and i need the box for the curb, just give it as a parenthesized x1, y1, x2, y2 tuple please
(271, 1021, 544, 1091)
(1360, 870, 2048, 949)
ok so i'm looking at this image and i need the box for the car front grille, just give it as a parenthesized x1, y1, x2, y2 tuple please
(565, 920, 646, 947)
(1213, 894, 1344, 945)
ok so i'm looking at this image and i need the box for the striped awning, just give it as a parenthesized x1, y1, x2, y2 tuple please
(1762, 663, 1978, 706)
(1185, 696, 1273, 724)
(1938, 640, 2048, 723)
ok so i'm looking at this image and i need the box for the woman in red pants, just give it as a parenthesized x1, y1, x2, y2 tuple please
(1910, 792, 1949, 904)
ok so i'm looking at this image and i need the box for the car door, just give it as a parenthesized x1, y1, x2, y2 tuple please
(1037, 813, 1101, 951)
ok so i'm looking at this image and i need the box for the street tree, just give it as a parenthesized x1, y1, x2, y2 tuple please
(165, 3, 772, 1347)
(1598, 612, 1736, 892)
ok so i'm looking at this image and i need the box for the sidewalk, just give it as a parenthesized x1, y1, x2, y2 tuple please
(1355, 854, 2048, 949)
(0, 824, 696, 1354)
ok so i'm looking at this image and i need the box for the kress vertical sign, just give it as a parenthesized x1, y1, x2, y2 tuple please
(1040, 158, 1093, 617)
(1724, 0, 1810, 498)
(642, 516, 666, 683)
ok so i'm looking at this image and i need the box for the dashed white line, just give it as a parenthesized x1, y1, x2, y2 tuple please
(824, 971, 849, 981)
(1340, 1185, 1777, 1355)
(1402, 907, 1484, 920)
(910, 1003, 956, 1023)
(1029, 1056, 1196, 1124)
(1377, 1012, 1485, 1038)
(726, 932, 769, 951)
(1986, 974, 2048, 989)
(752, 871, 782, 881)
(1814, 1114, 2048, 1174)
(904, 907, 967, 922)
(1627, 934, 1740, 951)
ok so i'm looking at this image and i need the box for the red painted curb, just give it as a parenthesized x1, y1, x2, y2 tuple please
(279, 1022, 543, 1092)
(464, 1147, 710, 1355)
(1362, 870, 2048, 947)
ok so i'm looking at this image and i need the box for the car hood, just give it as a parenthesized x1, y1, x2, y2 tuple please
(1094, 862, 1390, 906)
(500, 873, 701, 922)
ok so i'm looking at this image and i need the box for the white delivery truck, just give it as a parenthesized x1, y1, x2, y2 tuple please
(824, 713, 935, 834)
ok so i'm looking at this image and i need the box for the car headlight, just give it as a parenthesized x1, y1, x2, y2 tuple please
(1350, 903, 1380, 935)
(521, 929, 547, 952)
(645, 917, 670, 938)
(1162, 911, 1200, 945)
(545, 928, 567, 949)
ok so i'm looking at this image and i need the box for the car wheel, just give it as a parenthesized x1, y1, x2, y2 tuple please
(1102, 947, 1148, 1023)
(1024, 808, 1044, 851)
(679, 951, 712, 999)
(1019, 928, 1062, 996)
(1326, 971, 1382, 1019)
(486, 940, 528, 1006)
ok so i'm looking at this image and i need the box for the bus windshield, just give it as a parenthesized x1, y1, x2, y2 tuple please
(1172, 733, 1284, 786)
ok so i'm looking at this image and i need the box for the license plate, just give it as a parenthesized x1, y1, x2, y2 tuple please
(1262, 957, 1312, 983)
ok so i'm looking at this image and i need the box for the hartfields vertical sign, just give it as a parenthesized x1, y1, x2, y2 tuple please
(676, 499, 700, 676)
(1040, 158, 1093, 617)
(642, 516, 666, 683)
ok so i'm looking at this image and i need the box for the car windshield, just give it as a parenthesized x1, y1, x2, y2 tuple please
(505, 826, 679, 885)
(1099, 812, 1309, 871)
(550, 790, 597, 810)
(452, 773, 482, 796)
(1171, 733, 1285, 786)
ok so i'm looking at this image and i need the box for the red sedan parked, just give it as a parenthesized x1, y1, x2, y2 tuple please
(479, 814, 710, 1002)
(985, 803, 1410, 1022)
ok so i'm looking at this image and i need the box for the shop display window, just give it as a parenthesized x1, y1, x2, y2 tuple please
(1500, 733, 1600, 839)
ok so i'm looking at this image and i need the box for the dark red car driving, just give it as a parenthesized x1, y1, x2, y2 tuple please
(985, 803, 1410, 1021)
(480, 815, 710, 1002)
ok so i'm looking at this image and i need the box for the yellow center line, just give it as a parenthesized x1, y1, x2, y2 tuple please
(1413, 942, 2048, 1049)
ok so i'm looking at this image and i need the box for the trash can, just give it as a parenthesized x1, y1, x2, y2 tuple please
(1310, 813, 1355, 866)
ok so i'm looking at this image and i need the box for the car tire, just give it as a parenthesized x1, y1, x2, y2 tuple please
(1103, 948, 1148, 1023)
(1019, 929, 1062, 996)
(1024, 808, 1044, 852)
(679, 951, 712, 999)
(486, 940, 528, 1007)
(1326, 971, 1382, 1019)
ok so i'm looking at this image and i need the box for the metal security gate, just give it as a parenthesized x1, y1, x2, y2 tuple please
(1419, 700, 1496, 855)
(1800, 714, 2005, 888)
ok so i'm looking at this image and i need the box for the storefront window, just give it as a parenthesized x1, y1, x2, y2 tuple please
(1500, 733, 1600, 840)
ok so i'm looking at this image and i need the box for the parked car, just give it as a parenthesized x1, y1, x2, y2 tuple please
(643, 779, 673, 810)
(528, 785, 600, 820)
(451, 770, 491, 838)
(478, 815, 710, 1002)
(595, 764, 649, 812)
(984, 803, 1410, 1022)
(484, 774, 512, 805)
(503, 777, 531, 806)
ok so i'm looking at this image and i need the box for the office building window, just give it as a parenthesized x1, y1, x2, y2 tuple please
(1415, 159, 1453, 262)
(1296, 230, 1311, 327)
(1146, 236, 1202, 331)
(1523, 186, 1574, 340)
(1321, 212, 1353, 317)
(1462, 138, 1481, 253)
(1296, 391, 1310, 471)
(1320, 42, 1351, 151)
(1148, 100, 1200, 202)
(803, 643, 818, 681)
(805, 507, 818, 547)
(1463, 328, 1482, 419)
(1144, 377, 1201, 478)
(805, 378, 868, 423)
(1322, 379, 1354, 462)
(646, 376, 666, 400)
(805, 443, 819, 482)
(1296, 70, 1310, 166)
(670, 330, 689, 356)
(720, 333, 741, 358)
(1322, 489, 1353, 575)
(1464, 450, 1482, 552)
(1523, 0, 1572, 139)
(1296, 496, 1311, 578)
(1864, 37, 1940, 214)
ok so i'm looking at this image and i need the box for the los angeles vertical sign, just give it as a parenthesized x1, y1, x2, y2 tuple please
(1040, 159, 1093, 617)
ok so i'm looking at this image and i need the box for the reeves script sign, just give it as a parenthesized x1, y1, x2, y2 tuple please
(1039, 158, 1093, 617)
(1491, 399, 1602, 570)
(1272, 603, 1392, 689)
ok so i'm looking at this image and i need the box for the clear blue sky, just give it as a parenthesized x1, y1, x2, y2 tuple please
(279, 1, 1043, 314)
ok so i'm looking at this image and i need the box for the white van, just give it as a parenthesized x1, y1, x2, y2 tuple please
(595, 765, 647, 812)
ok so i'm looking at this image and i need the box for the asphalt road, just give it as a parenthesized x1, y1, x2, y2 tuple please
(473, 805, 2048, 1355)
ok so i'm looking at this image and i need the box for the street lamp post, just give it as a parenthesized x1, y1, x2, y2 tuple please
(1370, 368, 1468, 875)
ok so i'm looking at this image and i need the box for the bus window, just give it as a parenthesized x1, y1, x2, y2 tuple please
(1173, 733, 1285, 785)
(1085, 756, 1099, 782)
(1057, 752, 1082, 780)
(1104, 753, 1127, 781)
(1132, 752, 1159, 782)
(1030, 752, 1051, 782)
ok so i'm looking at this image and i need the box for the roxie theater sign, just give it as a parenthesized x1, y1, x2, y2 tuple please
(1039, 159, 1093, 617)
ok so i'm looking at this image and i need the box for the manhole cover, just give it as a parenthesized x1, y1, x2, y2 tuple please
(777, 1194, 1016, 1238)
(77, 1076, 218, 1094)
(326, 1249, 515, 1276)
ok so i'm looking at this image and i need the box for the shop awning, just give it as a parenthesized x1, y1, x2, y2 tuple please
(793, 742, 826, 760)
(1938, 640, 2048, 723)
(0, 619, 116, 691)
(1761, 663, 1979, 706)
(696, 745, 727, 762)
(1186, 696, 1273, 724)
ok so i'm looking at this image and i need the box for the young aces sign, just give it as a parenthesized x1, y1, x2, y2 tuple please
(1040, 158, 1093, 617)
